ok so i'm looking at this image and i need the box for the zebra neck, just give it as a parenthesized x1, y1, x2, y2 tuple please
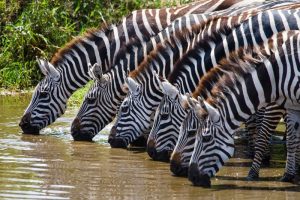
(58, 62, 91, 97)
(216, 59, 281, 134)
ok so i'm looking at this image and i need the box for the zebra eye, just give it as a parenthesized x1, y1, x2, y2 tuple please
(202, 134, 212, 142)
(160, 113, 169, 120)
(86, 97, 97, 104)
(39, 91, 48, 98)
(187, 129, 197, 136)
(121, 105, 129, 113)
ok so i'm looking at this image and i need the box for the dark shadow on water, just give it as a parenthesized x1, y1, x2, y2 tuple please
(127, 147, 146, 153)
(224, 160, 285, 168)
(215, 175, 283, 182)
(210, 184, 300, 192)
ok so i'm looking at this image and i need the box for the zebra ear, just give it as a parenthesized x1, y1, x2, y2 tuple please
(203, 101, 220, 124)
(178, 93, 189, 109)
(126, 77, 140, 94)
(161, 81, 178, 99)
(186, 93, 196, 108)
(197, 96, 206, 110)
(37, 58, 60, 80)
(154, 71, 164, 91)
(88, 63, 103, 81)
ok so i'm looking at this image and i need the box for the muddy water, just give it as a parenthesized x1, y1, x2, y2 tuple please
(0, 95, 300, 199)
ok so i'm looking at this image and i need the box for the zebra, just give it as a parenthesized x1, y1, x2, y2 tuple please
(167, 32, 295, 181)
(112, 8, 300, 153)
(187, 32, 300, 187)
(19, 0, 239, 137)
(70, 1, 284, 142)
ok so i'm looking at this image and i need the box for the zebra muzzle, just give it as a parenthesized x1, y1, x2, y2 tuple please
(71, 118, 93, 142)
(108, 137, 128, 149)
(170, 160, 188, 177)
(19, 112, 40, 135)
(188, 163, 211, 188)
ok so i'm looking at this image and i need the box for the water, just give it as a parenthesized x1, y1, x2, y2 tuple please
(0, 94, 300, 199)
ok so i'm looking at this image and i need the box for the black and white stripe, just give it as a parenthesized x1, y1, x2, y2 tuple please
(108, 3, 300, 148)
(72, 0, 274, 142)
(188, 32, 300, 187)
(20, 0, 237, 135)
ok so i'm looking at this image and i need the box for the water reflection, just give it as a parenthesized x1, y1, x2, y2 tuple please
(0, 94, 300, 199)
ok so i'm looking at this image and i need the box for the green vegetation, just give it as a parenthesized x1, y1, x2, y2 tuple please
(0, 0, 191, 90)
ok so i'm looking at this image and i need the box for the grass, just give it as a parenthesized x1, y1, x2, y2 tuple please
(0, 0, 191, 90)
(68, 82, 92, 107)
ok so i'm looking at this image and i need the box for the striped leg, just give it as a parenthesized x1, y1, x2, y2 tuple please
(280, 109, 300, 182)
(247, 104, 284, 180)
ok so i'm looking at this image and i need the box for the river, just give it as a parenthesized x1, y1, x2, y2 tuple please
(0, 94, 299, 199)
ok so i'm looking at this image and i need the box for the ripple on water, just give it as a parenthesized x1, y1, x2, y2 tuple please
(1, 95, 300, 199)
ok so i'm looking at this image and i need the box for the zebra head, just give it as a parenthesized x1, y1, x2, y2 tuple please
(169, 95, 200, 177)
(108, 76, 159, 148)
(71, 63, 115, 141)
(19, 58, 64, 134)
(147, 80, 189, 162)
(109, 72, 163, 148)
(188, 97, 234, 188)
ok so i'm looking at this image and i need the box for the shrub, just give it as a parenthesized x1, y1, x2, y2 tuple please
(0, 0, 190, 89)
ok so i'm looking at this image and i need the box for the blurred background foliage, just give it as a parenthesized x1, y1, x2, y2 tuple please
(0, 0, 193, 89)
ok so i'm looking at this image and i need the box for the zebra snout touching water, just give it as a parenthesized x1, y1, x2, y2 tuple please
(70, 63, 123, 141)
(19, 59, 67, 135)
(169, 96, 202, 177)
(187, 33, 300, 187)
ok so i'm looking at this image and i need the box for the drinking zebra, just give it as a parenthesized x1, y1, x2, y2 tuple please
(71, 1, 281, 142)
(19, 0, 238, 137)
(112, 8, 300, 158)
(187, 32, 300, 187)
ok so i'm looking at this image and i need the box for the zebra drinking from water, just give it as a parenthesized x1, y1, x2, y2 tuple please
(112, 8, 300, 160)
(71, 1, 280, 143)
(19, 0, 237, 137)
(187, 32, 300, 187)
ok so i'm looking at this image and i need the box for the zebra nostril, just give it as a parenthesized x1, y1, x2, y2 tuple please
(188, 163, 211, 188)
(147, 146, 157, 159)
(109, 125, 117, 138)
(108, 137, 127, 148)
(170, 160, 188, 177)
(19, 112, 31, 127)
(71, 117, 81, 132)
(147, 138, 155, 148)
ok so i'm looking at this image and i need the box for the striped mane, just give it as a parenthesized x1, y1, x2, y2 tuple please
(128, 16, 234, 80)
(193, 47, 264, 106)
(167, 17, 240, 84)
(50, 23, 114, 66)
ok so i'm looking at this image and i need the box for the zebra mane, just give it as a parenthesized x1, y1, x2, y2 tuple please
(50, 23, 115, 66)
(167, 19, 239, 84)
(113, 35, 151, 69)
(193, 46, 264, 105)
(128, 16, 235, 80)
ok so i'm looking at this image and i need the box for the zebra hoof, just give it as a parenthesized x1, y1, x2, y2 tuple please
(108, 137, 127, 148)
(170, 160, 188, 177)
(280, 173, 295, 183)
(188, 163, 211, 188)
(247, 169, 259, 181)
